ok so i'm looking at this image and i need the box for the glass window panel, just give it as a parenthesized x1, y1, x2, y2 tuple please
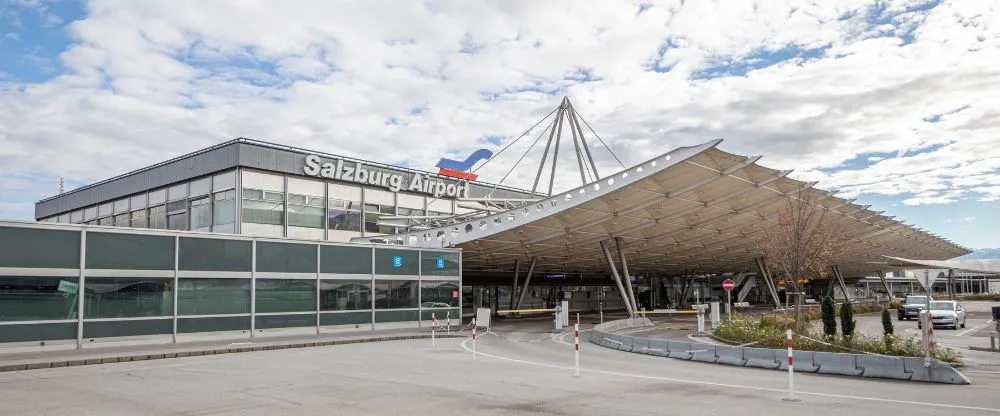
(320, 245, 372, 274)
(213, 191, 236, 227)
(189, 177, 211, 197)
(190, 197, 211, 230)
(256, 242, 316, 273)
(84, 277, 173, 318)
(166, 200, 186, 213)
(421, 251, 460, 276)
(329, 183, 361, 201)
(113, 214, 129, 227)
(255, 279, 317, 313)
(0, 277, 80, 321)
(375, 310, 419, 323)
(113, 199, 129, 213)
(213, 171, 236, 191)
(421, 280, 460, 308)
(177, 278, 250, 315)
(288, 177, 324, 196)
(86, 232, 174, 270)
(130, 194, 147, 210)
(83, 319, 172, 338)
(374, 249, 419, 275)
(0, 322, 76, 343)
(71, 211, 83, 223)
(256, 314, 316, 329)
(130, 210, 147, 228)
(98, 203, 113, 217)
(374, 280, 418, 309)
(167, 213, 187, 230)
(397, 193, 425, 209)
(242, 171, 284, 192)
(0, 227, 80, 269)
(364, 188, 394, 206)
(148, 189, 166, 205)
(84, 206, 98, 220)
(148, 205, 167, 229)
(58, 214, 70, 223)
(327, 209, 361, 231)
(98, 217, 112, 226)
(288, 195, 324, 229)
(320, 311, 370, 326)
(365, 204, 395, 234)
(168, 183, 188, 201)
(177, 316, 250, 334)
(242, 197, 284, 225)
(320, 280, 371, 311)
(179, 237, 252, 272)
(427, 198, 452, 213)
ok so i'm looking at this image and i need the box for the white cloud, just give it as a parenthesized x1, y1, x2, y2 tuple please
(963, 216, 977, 222)
(0, 0, 999, 218)
(944, 218, 953, 223)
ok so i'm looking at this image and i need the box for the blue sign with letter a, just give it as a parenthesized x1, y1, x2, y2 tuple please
(392, 255, 403, 268)
(435, 258, 445, 269)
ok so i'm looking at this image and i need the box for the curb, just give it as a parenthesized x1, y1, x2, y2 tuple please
(0, 334, 464, 373)
(969, 346, 1000, 353)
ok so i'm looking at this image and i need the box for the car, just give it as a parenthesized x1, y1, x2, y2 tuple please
(917, 300, 967, 330)
(898, 294, 932, 321)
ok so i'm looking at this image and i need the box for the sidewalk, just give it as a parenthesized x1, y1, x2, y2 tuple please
(0, 328, 463, 372)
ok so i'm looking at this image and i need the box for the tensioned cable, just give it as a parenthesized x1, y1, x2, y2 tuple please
(576, 110, 626, 170)
(486, 116, 558, 199)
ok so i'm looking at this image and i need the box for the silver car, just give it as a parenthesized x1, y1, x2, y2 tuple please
(917, 300, 967, 330)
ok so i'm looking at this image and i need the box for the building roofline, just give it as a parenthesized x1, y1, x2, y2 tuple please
(37, 137, 541, 205)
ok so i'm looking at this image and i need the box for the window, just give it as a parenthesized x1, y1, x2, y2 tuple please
(427, 211, 452, 227)
(242, 188, 285, 225)
(113, 214, 129, 227)
(213, 171, 236, 191)
(58, 214, 70, 223)
(190, 197, 211, 230)
(166, 200, 186, 213)
(84, 277, 173, 318)
(130, 210, 147, 228)
(98, 203, 113, 218)
(70, 211, 83, 223)
(167, 212, 187, 230)
(189, 178, 210, 197)
(148, 205, 167, 229)
(0, 277, 79, 321)
(84, 206, 97, 221)
(328, 200, 362, 231)
(148, 189, 166, 205)
(177, 278, 250, 315)
(98, 216, 112, 226)
(113, 199, 129, 214)
(374, 280, 418, 309)
(397, 207, 425, 228)
(364, 204, 395, 234)
(130, 194, 147, 210)
(212, 190, 236, 226)
(255, 279, 317, 313)
(168, 183, 188, 201)
(288, 194, 325, 228)
(421, 280, 460, 308)
(320, 280, 371, 311)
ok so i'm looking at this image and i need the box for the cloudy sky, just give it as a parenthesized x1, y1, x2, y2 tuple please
(1, 0, 998, 249)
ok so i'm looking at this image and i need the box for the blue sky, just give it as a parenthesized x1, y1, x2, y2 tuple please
(1, 0, 998, 251)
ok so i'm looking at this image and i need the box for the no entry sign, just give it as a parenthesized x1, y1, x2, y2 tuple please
(722, 279, 736, 292)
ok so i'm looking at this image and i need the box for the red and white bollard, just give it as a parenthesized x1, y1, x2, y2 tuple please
(431, 313, 437, 349)
(784, 329, 798, 402)
(472, 318, 477, 360)
(446, 311, 451, 334)
(574, 323, 580, 377)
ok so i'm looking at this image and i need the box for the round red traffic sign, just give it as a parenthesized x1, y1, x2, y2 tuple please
(722, 279, 735, 292)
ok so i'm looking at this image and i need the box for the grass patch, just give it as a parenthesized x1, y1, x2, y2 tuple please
(714, 313, 962, 363)
(955, 294, 1000, 301)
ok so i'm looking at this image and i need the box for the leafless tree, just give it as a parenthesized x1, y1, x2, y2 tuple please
(758, 190, 848, 328)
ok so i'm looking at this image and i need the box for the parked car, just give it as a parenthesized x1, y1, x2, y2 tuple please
(917, 300, 967, 330)
(898, 294, 932, 321)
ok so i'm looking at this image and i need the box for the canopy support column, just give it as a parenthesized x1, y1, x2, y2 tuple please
(615, 237, 638, 313)
(513, 257, 537, 310)
(876, 269, 892, 300)
(601, 241, 634, 317)
(510, 259, 521, 309)
(754, 257, 782, 310)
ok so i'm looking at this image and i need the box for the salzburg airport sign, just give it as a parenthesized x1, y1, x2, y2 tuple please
(303, 154, 470, 198)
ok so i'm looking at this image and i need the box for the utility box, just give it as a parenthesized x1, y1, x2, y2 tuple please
(992, 306, 1000, 322)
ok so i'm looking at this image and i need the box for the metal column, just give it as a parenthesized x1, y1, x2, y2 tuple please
(948, 268, 955, 300)
(875, 269, 892, 299)
(76, 230, 86, 350)
(833, 265, 852, 301)
(754, 258, 782, 309)
(615, 237, 638, 313)
(514, 257, 537, 310)
(600, 241, 634, 317)
(510, 259, 521, 310)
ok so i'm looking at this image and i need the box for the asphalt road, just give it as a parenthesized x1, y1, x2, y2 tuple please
(1, 314, 998, 415)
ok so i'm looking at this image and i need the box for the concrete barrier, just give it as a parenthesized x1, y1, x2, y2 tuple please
(715, 346, 748, 366)
(742, 347, 780, 369)
(588, 318, 969, 385)
(814, 352, 862, 376)
(856, 355, 911, 380)
(777, 351, 819, 373)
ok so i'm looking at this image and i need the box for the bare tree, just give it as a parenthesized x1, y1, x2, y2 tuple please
(758, 190, 848, 329)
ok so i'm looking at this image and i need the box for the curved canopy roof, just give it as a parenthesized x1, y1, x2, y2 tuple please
(880, 256, 1000, 274)
(354, 140, 969, 277)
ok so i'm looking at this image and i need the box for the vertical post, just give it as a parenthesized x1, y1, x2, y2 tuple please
(510, 259, 520, 310)
(77, 229, 87, 350)
(172, 236, 179, 343)
(615, 237, 638, 313)
(574, 322, 580, 377)
(924, 294, 932, 368)
(316, 244, 321, 335)
(472, 318, 477, 360)
(784, 329, 797, 402)
(431, 313, 436, 349)
(726, 290, 732, 321)
(250, 239, 256, 341)
(711, 301, 720, 329)
(696, 307, 705, 335)
(600, 241, 634, 317)
(446, 311, 451, 334)
(371, 246, 376, 331)
(514, 257, 537, 310)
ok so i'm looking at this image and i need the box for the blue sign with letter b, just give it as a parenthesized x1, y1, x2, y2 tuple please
(435, 258, 445, 269)
(392, 255, 402, 268)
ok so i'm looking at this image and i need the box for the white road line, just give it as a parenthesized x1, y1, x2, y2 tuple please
(958, 324, 983, 337)
(458, 338, 1000, 414)
(687, 334, 722, 345)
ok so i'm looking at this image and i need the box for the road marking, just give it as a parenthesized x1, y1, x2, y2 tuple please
(687, 334, 722, 345)
(958, 324, 983, 337)
(458, 338, 1000, 414)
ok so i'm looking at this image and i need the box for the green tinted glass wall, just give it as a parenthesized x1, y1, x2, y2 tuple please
(85, 232, 174, 270)
(177, 278, 251, 315)
(320, 245, 372, 274)
(256, 242, 316, 273)
(179, 237, 252, 272)
(374, 248, 419, 275)
(0, 277, 79, 321)
(421, 251, 460, 276)
(0, 227, 79, 269)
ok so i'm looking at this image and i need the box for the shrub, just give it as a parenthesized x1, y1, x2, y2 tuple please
(821, 296, 837, 337)
(881, 309, 893, 336)
(956, 294, 1000, 301)
(841, 302, 855, 341)
(760, 314, 795, 330)
(889, 300, 902, 310)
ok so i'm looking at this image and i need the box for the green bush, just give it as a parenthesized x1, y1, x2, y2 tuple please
(888, 300, 902, 310)
(881, 309, 893, 336)
(841, 302, 855, 340)
(956, 294, 1000, 301)
(821, 297, 837, 337)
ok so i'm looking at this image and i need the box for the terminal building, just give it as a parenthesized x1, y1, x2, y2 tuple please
(2, 98, 978, 348)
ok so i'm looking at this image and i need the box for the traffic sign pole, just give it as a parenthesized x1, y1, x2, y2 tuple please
(722, 279, 735, 321)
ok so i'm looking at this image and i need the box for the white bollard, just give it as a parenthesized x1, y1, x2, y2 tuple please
(574, 323, 580, 377)
(696, 307, 706, 335)
(431, 313, 437, 349)
(783, 329, 798, 402)
(711, 301, 720, 329)
(446, 311, 451, 334)
(472, 318, 477, 360)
